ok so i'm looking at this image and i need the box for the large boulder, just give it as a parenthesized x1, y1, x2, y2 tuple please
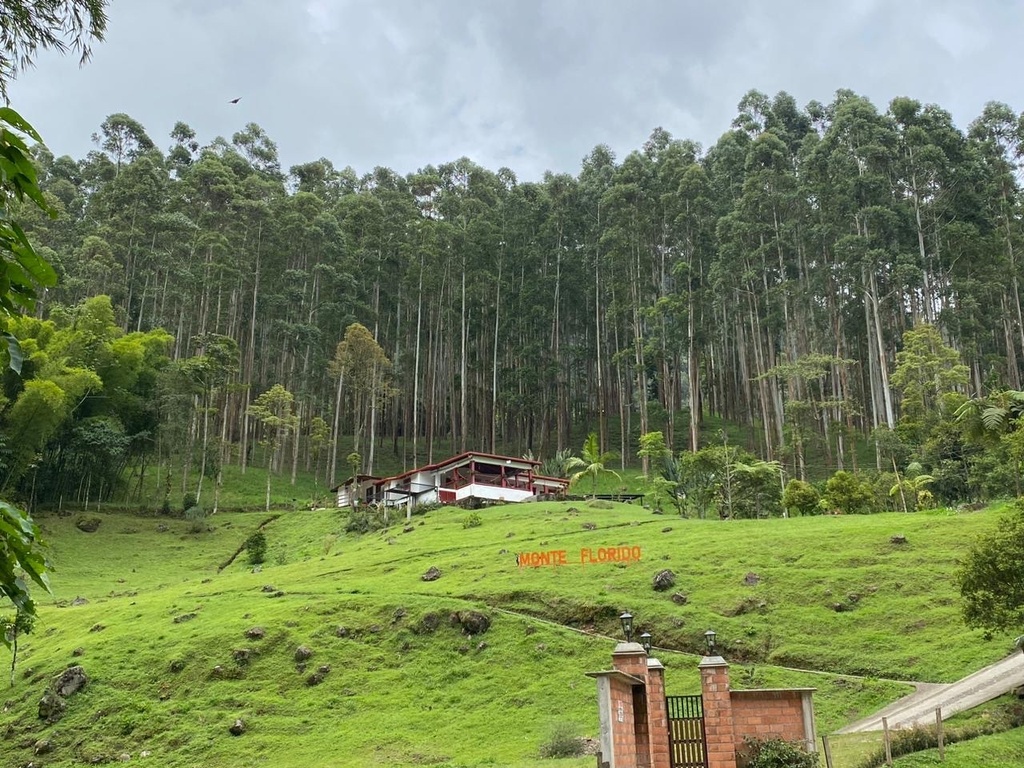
(53, 665, 88, 697)
(652, 569, 676, 592)
(451, 610, 491, 636)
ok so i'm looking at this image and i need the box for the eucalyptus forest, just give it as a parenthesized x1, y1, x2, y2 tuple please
(5, 89, 1024, 513)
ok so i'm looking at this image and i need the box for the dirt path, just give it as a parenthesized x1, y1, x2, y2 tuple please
(838, 652, 1024, 733)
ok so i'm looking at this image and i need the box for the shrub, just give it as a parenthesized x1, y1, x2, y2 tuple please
(159, 497, 172, 516)
(245, 530, 267, 565)
(185, 505, 207, 533)
(782, 479, 820, 516)
(345, 505, 389, 534)
(741, 737, 818, 768)
(824, 471, 875, 514)
(462, 512, 482, 529)
(538, 721, 585, 758)
(182, 492, 198, 515)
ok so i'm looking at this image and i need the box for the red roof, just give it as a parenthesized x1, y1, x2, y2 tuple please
(372, 451, 541, 487)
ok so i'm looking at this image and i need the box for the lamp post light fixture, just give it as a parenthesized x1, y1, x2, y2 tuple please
(704, 629, 717, 656)
(640, 632, 652, 654)
(620, 611, 634, 642)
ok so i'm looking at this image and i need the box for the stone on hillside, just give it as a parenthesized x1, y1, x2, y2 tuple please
(76, 517, 101, 533)
(832, 602, 848, 613)
(294, 645, 314, 662)
(38, 691, 66, 722)
(582, 522, 597, 530)
(417, 612, 442, 634)
(890, 534, 908, 545)
(307, 664, 332, 686)
(403, 525, 415, 533)
(421, 566, 442, 582)
(119, 753, 131, 761)
(260, 584, 276, 593)
(89, 623, 105, 632)
(34, 739, 54, 755)
(233, 649, 251, 665)
(53, 666, 88, 697)
(245, 627, 265, 640)
(661, 527, 673, 533)
(671, 592, 688, 606)
(72, 647, 85, 657)
(229, 718, 246, 736)
(743, 572, 761, 586)
(71, 596, 89, 606)
(335, 626, 350, 638)
(172, 613, 197, 624)
(452, 610, 491, 636)
(652, 569, 676, 592)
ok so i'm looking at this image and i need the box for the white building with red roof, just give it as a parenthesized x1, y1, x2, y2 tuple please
(334, 451, 569, 511)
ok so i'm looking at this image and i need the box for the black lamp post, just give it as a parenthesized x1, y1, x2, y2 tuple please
(640, 631, 652, 654)
(704, 629, 717, 655)
(620, 611, 634, 642)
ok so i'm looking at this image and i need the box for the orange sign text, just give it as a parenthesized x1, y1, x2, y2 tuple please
(516, 546, 642, 567)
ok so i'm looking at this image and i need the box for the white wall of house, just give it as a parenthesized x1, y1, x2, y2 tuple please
(455, 484, 533, 503)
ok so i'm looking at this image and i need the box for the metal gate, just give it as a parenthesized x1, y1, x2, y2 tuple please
(666, 695, 708, 768)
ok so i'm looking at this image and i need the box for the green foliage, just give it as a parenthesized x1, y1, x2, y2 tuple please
(184, 504, 207, 533)
(537, 721, 585, 758)
(783, 479, 821, 516)
(462, 512, 482, 529)
(566, 432, 619, 496)
(182, 492, 198, 515)
(825, 471, 876, 514)
(344, 504, 389, 534)
(244, 530, 267, 565)
(741, 737, 818, 768)
(0, 500, 49, 619)
(958, 500, 1024, 633)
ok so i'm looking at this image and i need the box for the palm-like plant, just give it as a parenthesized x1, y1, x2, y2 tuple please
(565, 433, 619, 497)
(955, 390, 1024, 443)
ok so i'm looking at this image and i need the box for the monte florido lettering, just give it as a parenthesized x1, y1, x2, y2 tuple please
(516, 546, 642, 567)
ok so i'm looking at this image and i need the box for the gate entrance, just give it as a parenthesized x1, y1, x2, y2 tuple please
(666, 694, 708, 768)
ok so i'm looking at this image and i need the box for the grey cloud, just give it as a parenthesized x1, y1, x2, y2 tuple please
(8, 0, 1024, 180)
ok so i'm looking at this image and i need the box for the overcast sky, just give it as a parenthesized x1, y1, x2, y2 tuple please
(8, 0, 1024, 180)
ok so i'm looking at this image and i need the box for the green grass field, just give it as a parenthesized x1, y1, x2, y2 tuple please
(1, 499, 1019, 767)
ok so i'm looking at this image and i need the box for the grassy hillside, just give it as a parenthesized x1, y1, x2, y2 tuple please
(0, 501, 1017, 767)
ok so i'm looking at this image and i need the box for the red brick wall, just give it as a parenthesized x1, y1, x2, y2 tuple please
(609, 677, 638, 765)
(729, 690, 808, 753)
(700, 663, 738, 768)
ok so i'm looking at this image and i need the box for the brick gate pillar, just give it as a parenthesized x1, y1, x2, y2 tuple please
(699, 655, 737, 768)
(645, 656, 671, 768)
(613, 642, 651, 768)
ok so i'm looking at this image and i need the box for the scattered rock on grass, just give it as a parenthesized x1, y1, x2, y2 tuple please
(652, 569, 676, 592)
(671, 592, 688, 606)
(229, 718, 246, 736)
(76, 517, 101, 533)
(245, 627, 265, 640)
(421, 566, 441, 582)
(743, 572, 761, 586)
(53, 666, 88, 697)
(451, 610, 491, 635)
(294, 645, 314, 663)
(890, 535, 908, 545)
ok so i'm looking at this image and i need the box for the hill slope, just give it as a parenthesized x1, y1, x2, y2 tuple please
(0, 501, 1014, 767)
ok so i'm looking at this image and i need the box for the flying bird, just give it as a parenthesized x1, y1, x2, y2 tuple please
(229, 97, 241, 104)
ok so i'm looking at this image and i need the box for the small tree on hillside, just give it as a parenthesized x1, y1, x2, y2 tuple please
(957, 499, 1024, 636)
(566, 432, 619, 497)
(330, 323, 393, 478)
(248, 384, 299, 512)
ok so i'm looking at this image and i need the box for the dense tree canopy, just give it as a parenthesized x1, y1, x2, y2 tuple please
(5, 88, 1024, 517)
